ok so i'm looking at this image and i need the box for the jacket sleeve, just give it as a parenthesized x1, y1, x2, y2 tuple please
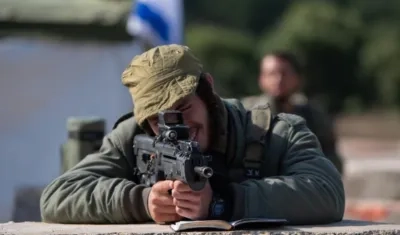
(228, 113, 345, 225)
(40, 119, 152, 224)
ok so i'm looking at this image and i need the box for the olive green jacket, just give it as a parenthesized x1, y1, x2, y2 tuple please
(241, 93, 344, 174)
(40, 98, 345, 225)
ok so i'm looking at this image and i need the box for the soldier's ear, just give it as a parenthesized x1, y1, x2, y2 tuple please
(203, 73, 214, 90)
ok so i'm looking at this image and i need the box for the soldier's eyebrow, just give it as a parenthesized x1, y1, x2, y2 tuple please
(175, 102, 186, 111)
(174, 97, 190, 110)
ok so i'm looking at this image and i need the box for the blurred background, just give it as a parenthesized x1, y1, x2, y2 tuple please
(0, 0, 399, 224)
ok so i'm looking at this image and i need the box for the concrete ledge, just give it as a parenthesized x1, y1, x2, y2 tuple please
(1, 220, 400, 235)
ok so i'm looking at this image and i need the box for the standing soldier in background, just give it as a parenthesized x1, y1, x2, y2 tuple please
(241, 51, 344, 175)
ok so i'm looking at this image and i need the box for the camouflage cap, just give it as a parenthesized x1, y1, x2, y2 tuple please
(121, 44, 203, 126)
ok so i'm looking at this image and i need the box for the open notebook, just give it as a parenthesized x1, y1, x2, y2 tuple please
(170, 218, 288, 232)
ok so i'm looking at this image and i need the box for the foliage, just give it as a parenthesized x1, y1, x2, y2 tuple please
(185, 0, 400, 114)
(360, 22, 400, 108)
(186, 25, 259, 97)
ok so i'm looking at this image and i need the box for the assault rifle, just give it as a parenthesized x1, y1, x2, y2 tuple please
(133, 110, 213, 191)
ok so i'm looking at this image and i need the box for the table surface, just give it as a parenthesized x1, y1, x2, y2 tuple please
(1, 220, 400, 235)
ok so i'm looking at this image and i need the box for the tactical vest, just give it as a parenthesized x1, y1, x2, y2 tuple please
(222, 99, 279, 182)
(112, 98, 276, 182)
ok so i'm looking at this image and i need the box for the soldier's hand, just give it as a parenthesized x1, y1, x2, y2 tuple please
(171, 180, 213, 220)
(148, 180, 183, 224)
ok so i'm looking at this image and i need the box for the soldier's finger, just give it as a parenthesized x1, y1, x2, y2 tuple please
(175, 206, 195, 220)
(173, 180, 192, 192)
(153, 205, 176, 214)
(153, 213, 181, 223)
(153, 180, 174, 193)
(173, 198, 196, 210)
(153, 194, 174, 206)
(171, 190, 200, 202)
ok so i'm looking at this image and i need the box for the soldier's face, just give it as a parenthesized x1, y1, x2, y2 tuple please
(147, 94, 210, 152)
(259, 56, 300, 99)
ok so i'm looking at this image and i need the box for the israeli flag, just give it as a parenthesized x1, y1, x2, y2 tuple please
(126, 0, 184, 46)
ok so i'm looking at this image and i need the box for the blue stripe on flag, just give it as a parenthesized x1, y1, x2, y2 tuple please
(134, 2, 170, 42)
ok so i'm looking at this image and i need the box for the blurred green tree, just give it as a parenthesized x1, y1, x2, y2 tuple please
(184, 0, 291, 37)
(185, 24, 259, 97)
(360, 23, 400, 109)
